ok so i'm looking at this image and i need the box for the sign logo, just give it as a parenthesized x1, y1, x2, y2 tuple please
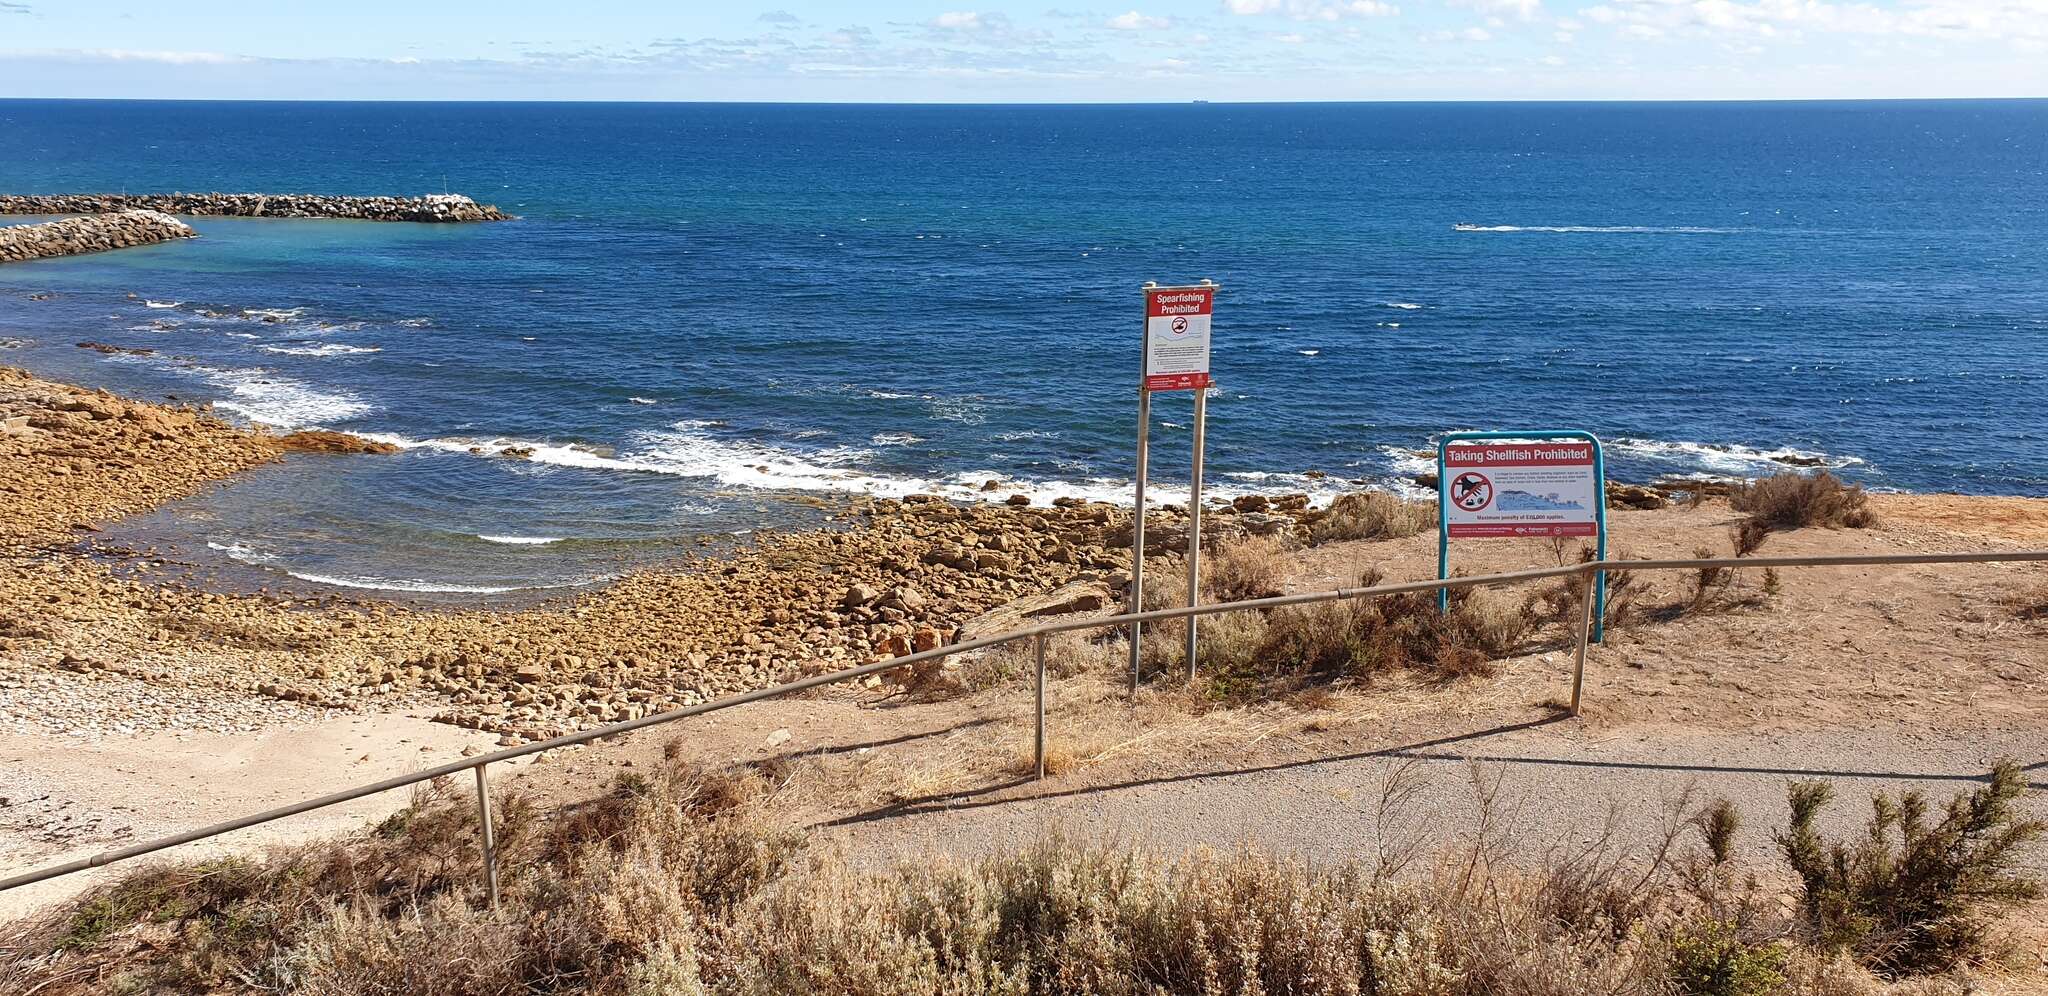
(1170, 315, 1189, 335)
(1451, 471, 1493, 511)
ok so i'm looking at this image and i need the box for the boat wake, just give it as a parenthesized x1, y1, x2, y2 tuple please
(1454, 223, 1749, 234)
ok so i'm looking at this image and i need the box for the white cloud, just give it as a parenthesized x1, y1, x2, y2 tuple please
(822, 25, 877, 47)
(1224, 0, 1399, 19)
(1541, 52, 1567, 63)
(1452, 0, 1544, 20)
(930, 11, 996, 30)
(1107, 9, 1174, 28)
(1423, 25, 1495, 39)
(1583, 0, 2048, 45)
(76, 48, 245, 64)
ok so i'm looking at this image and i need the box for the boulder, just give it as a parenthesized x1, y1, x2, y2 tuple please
(1605, 482, 1668, 511)
(955, 580, 1114, 643)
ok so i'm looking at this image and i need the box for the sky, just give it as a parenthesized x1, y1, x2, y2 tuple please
(0, 0, 2043, 101)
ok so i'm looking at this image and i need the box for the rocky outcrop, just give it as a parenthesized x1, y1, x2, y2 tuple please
(0, 211, 196, 264)
(278, 430, 402, 455)
(0, 193, 512, 223)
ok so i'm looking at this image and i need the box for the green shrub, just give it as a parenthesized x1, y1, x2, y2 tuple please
(1666, 918, 1789, 996)
(1775, 760, 2045, 976)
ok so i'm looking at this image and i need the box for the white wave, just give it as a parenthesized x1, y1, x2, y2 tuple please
(865, 389, 917, 400)
(1298, 349, 1320, 357)
(260, 343, 382, 357)
(1377, 445, 1439, 478)
(280, 570, 578, 595)
(477, 534, 564, 546)
(628, 397, 660, 405)
(225, 332, 261, 340)
(144, 300, 180, 309)
(1454, 224, 1746, 234)
(1609, 437, 1863, 474)
(207, 540, 277, 564)
(190, 364, 374, 427)
(994, 429, 1061, 442)
(396, 317, 434, 328)
(241, 307, 306, 321)
(870, 432, 924, 446)
(927, 396, 988, 425)
(1385, 301, 1423, 310)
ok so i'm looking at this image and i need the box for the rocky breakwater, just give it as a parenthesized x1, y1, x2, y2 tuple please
(0, 210, 197, 265)
(0, 193, 512, 223)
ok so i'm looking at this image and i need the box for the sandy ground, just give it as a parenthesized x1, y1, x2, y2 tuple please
(0, 714, 510, 922)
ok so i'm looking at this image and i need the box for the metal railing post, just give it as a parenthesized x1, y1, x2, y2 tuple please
(1033, 633, 1048, 780)
(474, 763, 500, 909)
(1570, 568, 1595, 716)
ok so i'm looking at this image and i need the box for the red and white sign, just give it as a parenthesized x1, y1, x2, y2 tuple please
(1143, 285, 1214, 392)
(1442, 442, 1600, 538)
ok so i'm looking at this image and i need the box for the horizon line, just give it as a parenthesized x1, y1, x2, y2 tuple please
(3, 95, 2046, 105)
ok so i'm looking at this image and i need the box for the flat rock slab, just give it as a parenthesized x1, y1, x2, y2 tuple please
(957, 580, 1115, 643)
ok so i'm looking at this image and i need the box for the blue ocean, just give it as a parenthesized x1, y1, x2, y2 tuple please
(2, 99, 2044, 596)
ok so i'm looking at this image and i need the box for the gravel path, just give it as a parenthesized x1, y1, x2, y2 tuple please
(825, 720, 2048, 871)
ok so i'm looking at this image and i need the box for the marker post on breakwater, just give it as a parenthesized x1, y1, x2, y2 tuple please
(1437, 431, 1609, 704)
(1130, 280, 1219, 692)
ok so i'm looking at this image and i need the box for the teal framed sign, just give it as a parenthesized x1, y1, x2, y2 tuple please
(1436, 430, 1608, 642)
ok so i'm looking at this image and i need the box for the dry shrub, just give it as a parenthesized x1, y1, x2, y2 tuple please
(954, 630, 1120, 693)
(14, 760, 1992, 996)
(1688, 546, 1734, 611)
(1203, 535, 1292, 603)
(9, 764, 790, 996)
(1524, 551, 1647, 635)
(2002, 582, 2048, 621)
(1307, 491, 1433, 545)
(1258, 578, 1528, 684)
(718, 837, 1667, 996)
(1730, 518, 1771, 558)
(1729, 471, 1876, 530)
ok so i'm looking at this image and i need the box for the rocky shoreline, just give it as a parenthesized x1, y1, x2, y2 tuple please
(0, 211, 197, 265)
(5, 366, 2039, 748)
(0, 192, 511, 223)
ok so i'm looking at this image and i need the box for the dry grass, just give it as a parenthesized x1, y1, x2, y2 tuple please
(1204, 535, 1293, 603)
(2002, 581, 2048, 622)
(1730, 471, 1877, 530)
(1307, 491, 1434, 545)
(10, 756, 2035, 996)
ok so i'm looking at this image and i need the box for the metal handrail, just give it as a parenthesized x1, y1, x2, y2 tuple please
(3, 548, 2043, 900)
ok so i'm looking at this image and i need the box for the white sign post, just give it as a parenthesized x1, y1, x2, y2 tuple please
(1131, 280, 1218, 691)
